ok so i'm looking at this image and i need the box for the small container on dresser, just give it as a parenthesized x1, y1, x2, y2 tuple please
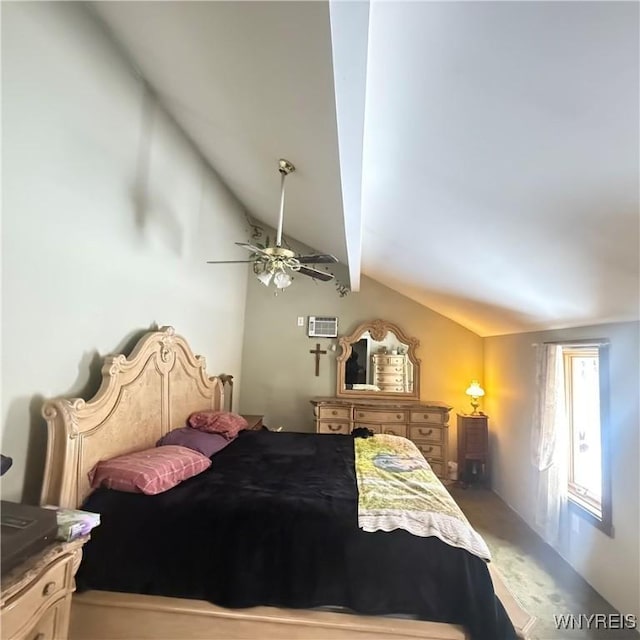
(311, 398, 451, 480)
(456, 413, 490, 487)
(0, 538, 87, 640)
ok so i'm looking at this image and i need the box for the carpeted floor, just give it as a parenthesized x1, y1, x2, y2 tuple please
(449, 486, 639, 640)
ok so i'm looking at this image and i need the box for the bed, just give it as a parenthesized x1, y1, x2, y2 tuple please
(40, 326, 534, 640)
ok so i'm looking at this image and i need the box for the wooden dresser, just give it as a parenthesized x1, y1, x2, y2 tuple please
(311, 398, 451, 479)
(1, 537, 87, 640)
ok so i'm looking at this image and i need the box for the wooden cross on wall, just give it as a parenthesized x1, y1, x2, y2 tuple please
(309, 343, 327, 377)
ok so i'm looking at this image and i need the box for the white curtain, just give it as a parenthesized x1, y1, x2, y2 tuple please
(531, 344, 568, 547)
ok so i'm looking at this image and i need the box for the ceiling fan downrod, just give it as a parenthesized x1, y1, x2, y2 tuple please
(276, 158, 295, 248)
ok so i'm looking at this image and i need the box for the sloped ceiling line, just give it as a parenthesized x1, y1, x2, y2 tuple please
(93, 1, 639, 336)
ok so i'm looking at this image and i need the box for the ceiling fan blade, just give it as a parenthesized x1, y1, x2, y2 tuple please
(206, 260, 253, 264)
(297, 254, 339, 264)
(235, 242, 270, 256)
(297, 266, 335, 282)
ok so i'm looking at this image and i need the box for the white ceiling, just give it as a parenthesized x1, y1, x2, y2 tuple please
(92, 1, 639, 337)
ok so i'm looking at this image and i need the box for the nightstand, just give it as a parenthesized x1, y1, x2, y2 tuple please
(457, 413, 489, 487)
(242, 414, 264, 430)
(1, 537, 88, 640)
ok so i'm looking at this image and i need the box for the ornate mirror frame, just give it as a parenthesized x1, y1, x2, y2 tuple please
(336, 319, 421, 400)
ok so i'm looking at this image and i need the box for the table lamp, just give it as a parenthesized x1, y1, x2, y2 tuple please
(465, 380, 485, 415)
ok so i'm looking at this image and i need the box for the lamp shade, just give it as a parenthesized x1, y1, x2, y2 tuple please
(256, 271, 273, 287)
(465, 380, 485, 398)
(465, 380, 484, 415)
(273, 270, 292, 289)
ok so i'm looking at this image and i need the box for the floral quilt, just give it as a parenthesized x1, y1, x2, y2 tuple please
(354, 433, 491, 561)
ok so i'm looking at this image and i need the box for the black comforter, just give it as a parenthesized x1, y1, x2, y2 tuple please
(78, 430, 516, 640)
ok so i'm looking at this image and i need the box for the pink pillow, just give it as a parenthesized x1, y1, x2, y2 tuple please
(88, 445, 211, 495)
(187, 411, 248, 439)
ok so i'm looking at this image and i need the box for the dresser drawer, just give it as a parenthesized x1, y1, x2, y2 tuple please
(413, 442, 443, 459)
(18, 598, 66, 640)
(2, 556, 69, 639)
(375, 373, 406, 384)
(318, 406, 351, 420)
(354, 410, 405, 423)
(378, 385, 406, 392)
(425, 459, 445, 478)
(317, 421, 350, 435)
(409, 424, 445, 443)
(410, 410, 446, 424)
(375, 364, 405, 374)
(376, 355, 405, 366)
(381, 425, 407, 438)
(353, 423, 382, 434)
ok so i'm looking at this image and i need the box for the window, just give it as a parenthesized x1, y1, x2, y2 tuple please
(562, 344, 611, 535)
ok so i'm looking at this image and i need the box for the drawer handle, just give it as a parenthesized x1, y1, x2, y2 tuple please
(357, 412, 365, 418)
(33, 634, 45, 640)
(396, 414, 402, 419)
(424, 446, 433, 453)
(419, 428, 433, 436)
(331, 410, 338, 415)
(42, 581, 57, 596)
(423, 414, 431, 420)
(328, 424, 341, 431)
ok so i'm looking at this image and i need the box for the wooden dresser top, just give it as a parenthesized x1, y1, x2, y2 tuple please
(310, 397, 452, 411)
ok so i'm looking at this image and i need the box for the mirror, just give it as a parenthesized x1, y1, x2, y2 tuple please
(336, 319, 420, 400)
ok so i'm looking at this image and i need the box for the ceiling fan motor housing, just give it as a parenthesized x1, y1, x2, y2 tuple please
(264, 246, 295, 259)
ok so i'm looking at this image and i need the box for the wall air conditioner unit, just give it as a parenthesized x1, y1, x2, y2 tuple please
(308, 316, 338, 338)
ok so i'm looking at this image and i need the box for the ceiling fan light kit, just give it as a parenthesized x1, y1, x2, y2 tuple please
(207, 158, 338, 293)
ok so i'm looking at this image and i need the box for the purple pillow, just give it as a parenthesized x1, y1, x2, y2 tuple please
(156, 427, 232, 458)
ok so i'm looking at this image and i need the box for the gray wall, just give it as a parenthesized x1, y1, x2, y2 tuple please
(1, 3, 250, 503)
(484, 321, 640, 620)
(239, 266, 484, 457)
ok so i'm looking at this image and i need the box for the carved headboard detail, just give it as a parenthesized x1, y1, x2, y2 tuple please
(40, 326, 225, 509)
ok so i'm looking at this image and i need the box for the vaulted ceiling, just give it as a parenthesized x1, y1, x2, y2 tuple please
(92, 1, 639, 337)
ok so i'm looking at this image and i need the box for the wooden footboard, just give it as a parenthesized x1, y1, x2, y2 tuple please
(70, 591, 467, 640)
(489, 564, 537, 639)
(69, 567, 535, 640)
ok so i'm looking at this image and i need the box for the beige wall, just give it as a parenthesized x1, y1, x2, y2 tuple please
(1, 3, 249, 503)
(484, 321, 640, 619)
(239, 266, 484, 457)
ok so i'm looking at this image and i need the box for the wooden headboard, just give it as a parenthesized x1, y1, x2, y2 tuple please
(40, 326, 225, 509)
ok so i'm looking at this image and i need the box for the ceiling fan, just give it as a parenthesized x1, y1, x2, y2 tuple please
(207, 159, 338, 290)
